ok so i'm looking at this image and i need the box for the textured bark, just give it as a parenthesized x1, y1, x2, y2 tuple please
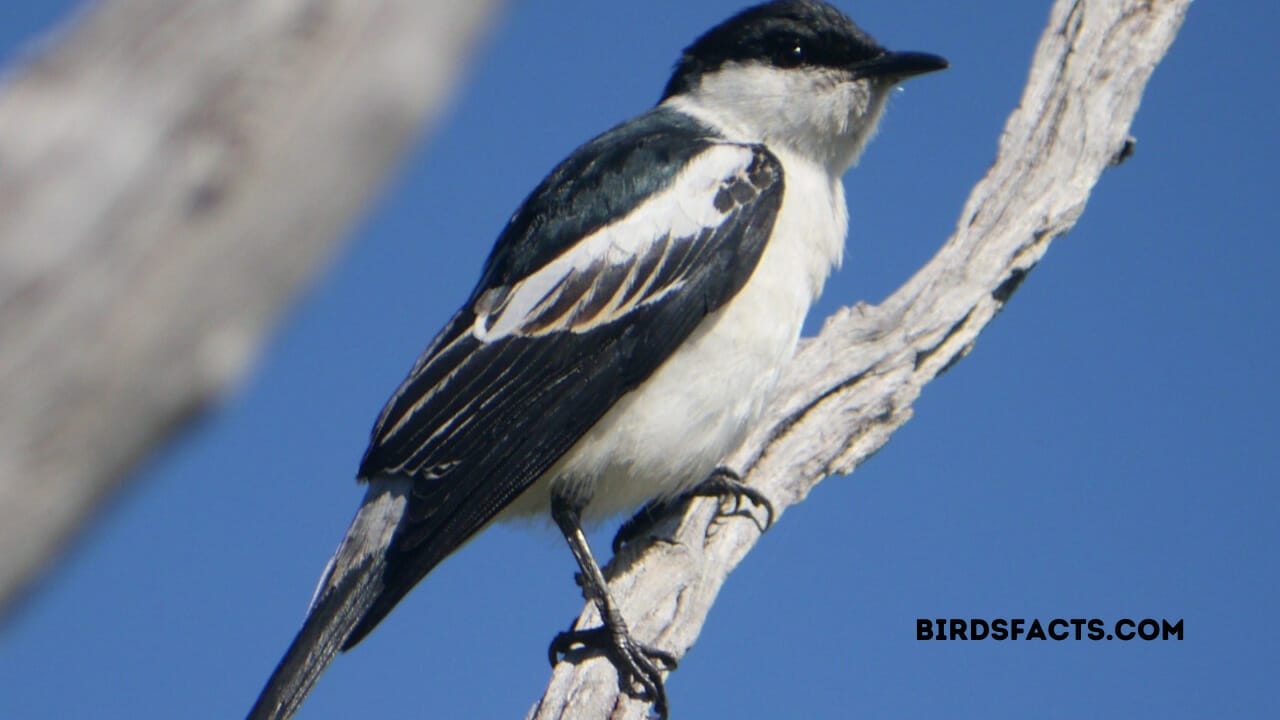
(0, 0, 499, 615)
(530, 1, 1192, 718)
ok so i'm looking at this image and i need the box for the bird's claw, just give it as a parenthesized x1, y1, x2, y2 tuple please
(612, 467, 774, 553)
(700, 467, 775, 532)
(549, 626, 677, 718)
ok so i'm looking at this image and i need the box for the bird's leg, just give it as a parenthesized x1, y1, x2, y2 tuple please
(612, 496, 679, 554)
(612, 466, 775, 553)
(548, 492, 677, 719)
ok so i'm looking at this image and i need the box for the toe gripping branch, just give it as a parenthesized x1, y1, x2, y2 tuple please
(548, 469, 774, 719)
(549, 493, 679, 718)
(613, 466, 775, 554)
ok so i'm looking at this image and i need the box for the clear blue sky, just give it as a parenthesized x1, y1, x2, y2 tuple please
(2, 2, 1277, 718)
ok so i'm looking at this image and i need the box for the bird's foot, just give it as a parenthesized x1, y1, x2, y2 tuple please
(549, 624, 677, 719)
(695, 466, 775, 530)
(612, 466, 774, 553)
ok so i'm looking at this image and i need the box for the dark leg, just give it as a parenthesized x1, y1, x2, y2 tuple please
(548, 492, 678, 719)
(613, 466, 775, 553)
(612, 497, 678, 554)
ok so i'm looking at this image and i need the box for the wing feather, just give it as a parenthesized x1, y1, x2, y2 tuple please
(343, 110, 784, 646)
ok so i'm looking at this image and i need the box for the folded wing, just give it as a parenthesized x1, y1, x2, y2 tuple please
(346, 110, 783, 645)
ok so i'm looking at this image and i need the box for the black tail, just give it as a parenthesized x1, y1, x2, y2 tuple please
(247, 556, 383, 720)
(247, 480, 410, 720)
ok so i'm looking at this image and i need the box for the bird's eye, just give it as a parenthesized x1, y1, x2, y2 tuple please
(774, 38, 805, 67)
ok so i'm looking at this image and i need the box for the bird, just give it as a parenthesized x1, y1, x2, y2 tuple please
(247, 2, 946, 718)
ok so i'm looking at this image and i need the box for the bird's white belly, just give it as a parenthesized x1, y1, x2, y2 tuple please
(501, 155, 846, 524)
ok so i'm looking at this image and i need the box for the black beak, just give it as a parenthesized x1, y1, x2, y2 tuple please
(854, 50, 949, 81)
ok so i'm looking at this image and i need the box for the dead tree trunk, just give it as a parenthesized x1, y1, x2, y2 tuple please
(530, 1, 1192, 717)
(0, 0, 499, 617)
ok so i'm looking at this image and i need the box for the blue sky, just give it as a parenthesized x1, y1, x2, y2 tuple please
(2, 1, 1277, 718)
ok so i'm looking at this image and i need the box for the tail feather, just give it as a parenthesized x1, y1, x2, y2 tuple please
(247, 479, 411, 720)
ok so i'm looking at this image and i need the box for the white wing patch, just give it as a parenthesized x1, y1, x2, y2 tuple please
(471, 144, 759, 341)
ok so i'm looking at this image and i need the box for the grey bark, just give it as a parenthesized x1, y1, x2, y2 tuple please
(529, 1, 1192, 718)
(0, 0, 500, 616)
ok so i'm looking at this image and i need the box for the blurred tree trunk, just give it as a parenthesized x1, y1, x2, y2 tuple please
(530, 1, 1192, 718)
(0, 0, 500, 618)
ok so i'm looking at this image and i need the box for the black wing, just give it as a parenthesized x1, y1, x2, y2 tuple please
(345, 109, 783, 645)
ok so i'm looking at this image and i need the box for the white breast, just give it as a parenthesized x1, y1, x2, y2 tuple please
(501, 150, 847, 524)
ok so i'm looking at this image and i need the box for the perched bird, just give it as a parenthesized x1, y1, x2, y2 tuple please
(247, 2, 946, 718)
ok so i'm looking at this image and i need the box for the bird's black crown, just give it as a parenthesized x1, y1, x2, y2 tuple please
(661, 0, 885, 101)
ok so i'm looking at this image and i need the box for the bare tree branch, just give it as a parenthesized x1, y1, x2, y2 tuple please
(0, 0, 500, 617)
(530, 1, 1191, 717)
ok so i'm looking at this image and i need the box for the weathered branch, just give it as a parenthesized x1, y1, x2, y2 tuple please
(0, 0, 500, 616)
(530, 1, 1191, 717)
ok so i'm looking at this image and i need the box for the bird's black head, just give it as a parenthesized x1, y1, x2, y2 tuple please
(661, 1, 881, 100)
(660, 0, 945, 101)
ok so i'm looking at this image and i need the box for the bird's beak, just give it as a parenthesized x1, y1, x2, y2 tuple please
(853, 50, 949, 81)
